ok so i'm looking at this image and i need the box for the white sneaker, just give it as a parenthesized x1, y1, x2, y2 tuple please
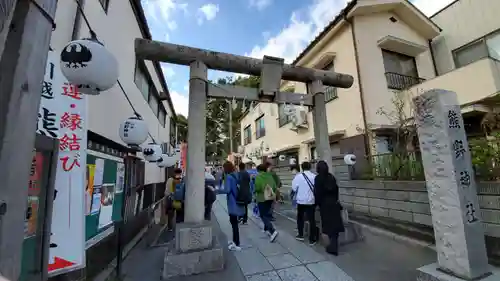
(228, 243, 241, 251)
(270, 231, 279, 242)
(228, 241, 235, 246)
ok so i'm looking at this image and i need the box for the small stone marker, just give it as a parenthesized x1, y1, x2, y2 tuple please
(413, 89, 491, 280)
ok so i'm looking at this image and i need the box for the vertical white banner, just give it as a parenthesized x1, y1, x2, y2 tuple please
(39, 51, 87, 276)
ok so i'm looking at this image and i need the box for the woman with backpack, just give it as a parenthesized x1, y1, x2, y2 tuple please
(314, 160, 344, 256)
(254, 164, 279, 242)
(217, 161, 245, 251)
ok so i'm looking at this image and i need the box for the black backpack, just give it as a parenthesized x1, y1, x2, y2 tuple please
(231, 172, 252, 205)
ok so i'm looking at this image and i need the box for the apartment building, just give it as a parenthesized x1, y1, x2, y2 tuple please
(239, 0, 500, 167)
(239, 0, 439, 166)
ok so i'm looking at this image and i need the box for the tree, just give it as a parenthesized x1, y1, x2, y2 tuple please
(371, 89, 423, 180)
(204, 76, 260, 161)
(176, 114, 188, 143)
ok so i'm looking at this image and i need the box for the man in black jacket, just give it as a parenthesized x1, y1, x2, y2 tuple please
(237, 162, 252, 224)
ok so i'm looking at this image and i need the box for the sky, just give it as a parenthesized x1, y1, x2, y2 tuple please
(141, 0, 456, 117)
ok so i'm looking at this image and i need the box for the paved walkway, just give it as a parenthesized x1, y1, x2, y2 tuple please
(272, 202, 436, 281)
(117, 195, 437, 281)
(213, 196, 354, 281)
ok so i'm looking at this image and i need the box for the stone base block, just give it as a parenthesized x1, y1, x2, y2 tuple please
(175, 221, 213, 252)
(417, 263, 499, 281)
(162, 236, 224, 280)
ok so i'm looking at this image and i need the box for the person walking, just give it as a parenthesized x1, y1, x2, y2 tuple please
(265, 162, 281, 220)
(164, 168, 184, 230)
(217, 161, 245, 251)
(254, 164, 279, 242)
(237, 162, 252, 224)
(291, 161, 317, 245)
(314, 160, 345, 255)
(204, 170, 217, 221)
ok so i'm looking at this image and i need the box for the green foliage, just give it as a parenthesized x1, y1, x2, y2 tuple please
(205, 76, 260, 161)
(469, 132, 500, 181)
(176, 114, 188, 143)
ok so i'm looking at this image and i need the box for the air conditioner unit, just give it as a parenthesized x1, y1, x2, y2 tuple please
(291, 109, 308, 129)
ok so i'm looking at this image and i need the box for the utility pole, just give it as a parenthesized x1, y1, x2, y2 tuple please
(227, 100, 233, 154)
(0, 0, 57, 280)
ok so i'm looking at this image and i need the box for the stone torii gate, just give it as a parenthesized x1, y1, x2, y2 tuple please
(135, 38, 354, 278)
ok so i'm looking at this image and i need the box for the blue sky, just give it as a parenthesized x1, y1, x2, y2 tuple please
(141, 0, 454, 117)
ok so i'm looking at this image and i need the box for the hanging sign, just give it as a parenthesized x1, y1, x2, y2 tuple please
(38, 50, 87, 276)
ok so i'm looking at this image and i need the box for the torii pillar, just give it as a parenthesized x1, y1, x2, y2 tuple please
(135, 39, 354, 279)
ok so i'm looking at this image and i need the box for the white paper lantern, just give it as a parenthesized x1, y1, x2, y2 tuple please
(279, 155, 286, 161)
(344, 154, 357, 165)
(143, 143, 162, 162)
(60, 38, 118, 94)
(157, 154, 176, 168)
(119, 116, 148, 149)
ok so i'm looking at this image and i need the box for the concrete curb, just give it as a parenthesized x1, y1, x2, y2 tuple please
(274, 209, 437, 252)
(92, 225, 150, 281)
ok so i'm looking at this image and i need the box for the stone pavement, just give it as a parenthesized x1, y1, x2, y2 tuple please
(213, 196, 354, 281)
(273, 202, 437, 281)
(117, 196, 437, 281)
(119, 212, 247, 281)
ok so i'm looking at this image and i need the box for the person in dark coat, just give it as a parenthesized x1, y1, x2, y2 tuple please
(314, 160, 344, 256)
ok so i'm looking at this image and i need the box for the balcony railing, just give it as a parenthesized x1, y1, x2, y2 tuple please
(385, 72, 425, 90)
(325, 86, 338, 102)
(278, 114, 292, 127)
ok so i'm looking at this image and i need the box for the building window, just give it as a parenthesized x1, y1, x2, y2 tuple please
(382, 50, 424, 90)
(278, 104, 292, 127)
(149, 94, 159, 116)
(158, 108, 166, 127)
(243, 125, 252, 145)
(255, 116, 265, 139)
(169, 117, 176, 145)
(134, 65, 149, 101)
(99, 0, 110, 12)
(134, 62, 168, 126)
(322, 60, 338, 102)
(453, 30, 500, 68)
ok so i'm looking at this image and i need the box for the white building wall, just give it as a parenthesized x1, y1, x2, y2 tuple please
(431, 0, 500, 75)
(50, 0, 174, 184)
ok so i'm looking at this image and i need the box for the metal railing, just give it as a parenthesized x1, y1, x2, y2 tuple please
(278, 114, 292, 127)
(325, 86, 338, 102)
(385, 72, 425, 90)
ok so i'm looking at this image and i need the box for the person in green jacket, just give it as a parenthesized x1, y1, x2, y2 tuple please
(254, 164, 279, 242)
(265, 162, 281, 220)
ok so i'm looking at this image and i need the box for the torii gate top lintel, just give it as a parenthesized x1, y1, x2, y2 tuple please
(135, 38, 354, 88)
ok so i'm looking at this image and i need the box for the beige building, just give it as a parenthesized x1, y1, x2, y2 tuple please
(239, 0, 500, 166)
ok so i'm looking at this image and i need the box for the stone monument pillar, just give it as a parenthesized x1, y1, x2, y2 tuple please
(413, 89, 497, 281)
(162, 61, 224, 279)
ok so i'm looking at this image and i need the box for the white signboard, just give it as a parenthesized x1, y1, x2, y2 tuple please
(39, 51, 87, 276)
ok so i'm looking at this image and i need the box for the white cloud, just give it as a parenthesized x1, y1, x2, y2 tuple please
(170, 91, 189, 116)
(246, 0, 349, 63)
(197, 3, 219, 25)
(249, 0, 272, 10)
(141, 0, 187, 34)
(162, 66, 175, 78)
(412, 0, 455, 17)
(183, 85, 189, 91)
(246, 0, 454, 64)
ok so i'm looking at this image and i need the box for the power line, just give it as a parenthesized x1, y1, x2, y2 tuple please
(73, 0, 158, 144)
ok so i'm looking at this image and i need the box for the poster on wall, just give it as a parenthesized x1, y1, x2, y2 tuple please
(98, 184, 115, 229)
(116, 163, 125, 194)
(25, 152, 44, 238)
(38, 51, 87, 276)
